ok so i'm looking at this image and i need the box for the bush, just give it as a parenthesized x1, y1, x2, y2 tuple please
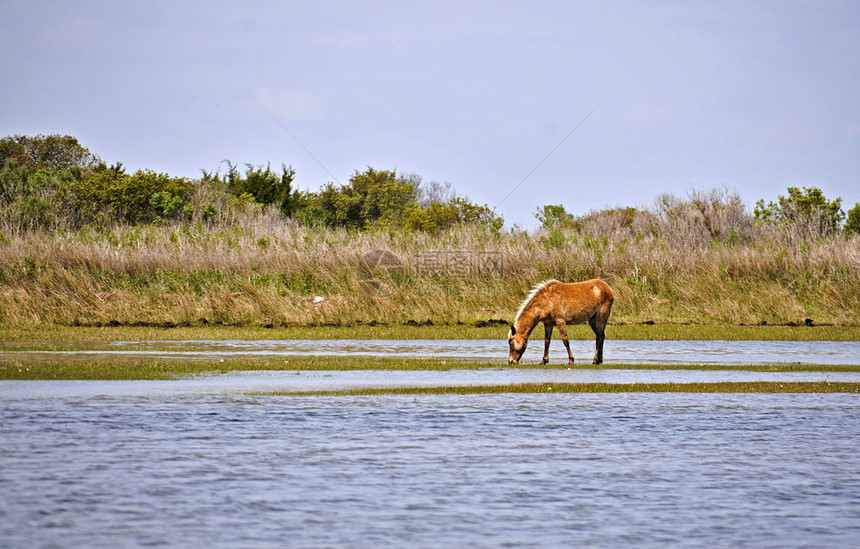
(405, 197, 502, 234)
(0, 134, 99, 172)
(654, 188, 749, 247)
(754, 186, 844, 237)
(150, 191, 184, 218)
(0, 161, 32, 204)
(0, 162, 78, 231)
(845, 203, 860, 235)
(306, 168, 503, 232)
(217, 162, 298, 217)
(314, 168, 417, 229)
(535, 204, 578, 230)
(65, 164, 191, 226)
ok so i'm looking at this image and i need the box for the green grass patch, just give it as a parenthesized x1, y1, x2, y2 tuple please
(2, 355, 859, 380)
(0, 359, 224, 380)
(609, 323, 860, 341)
(1, 322, 858, 343)
(267, 381, 860, 396)
(0, 357, 484, 380)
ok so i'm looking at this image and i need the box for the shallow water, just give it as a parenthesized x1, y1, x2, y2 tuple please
(2, 393, 858, 547)
(6, 338, 860, 365)
(3, 339, 859, 546)
(3, 368, 860, 399)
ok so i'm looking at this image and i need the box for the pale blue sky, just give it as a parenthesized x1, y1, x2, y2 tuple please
(2, 1, 858, 228)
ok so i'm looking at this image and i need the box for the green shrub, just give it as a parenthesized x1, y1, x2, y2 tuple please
(404, 197, 502, 234)
(0, 163, 75, 230)
(845, 203, 860, 235)
(212, 162, 298, 217)
(0, 134, 99, 172)
(754, 186, 844, 237)
(64, 164, 191, 226)
(201, 204, 216, 222)
(314, 167, 417, 229)
(150, 191, 184, 218)
(535, 204, 577, 230)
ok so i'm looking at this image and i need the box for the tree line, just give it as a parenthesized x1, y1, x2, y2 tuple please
(1, 133, 858, 237)
(0, 134, 502, 233)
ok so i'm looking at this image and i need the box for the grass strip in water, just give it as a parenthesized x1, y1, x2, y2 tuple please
(271, 381, 860, 396)
(2, 356, 860, 380)
(0, 357, 490, 380)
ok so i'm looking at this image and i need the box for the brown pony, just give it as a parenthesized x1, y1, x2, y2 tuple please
(508, 279, 614, 365)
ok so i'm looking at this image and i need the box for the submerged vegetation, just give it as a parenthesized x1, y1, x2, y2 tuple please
(2, 353, 859, 381)
(1, 134, 859, 329)
(278, 382, 860, 396)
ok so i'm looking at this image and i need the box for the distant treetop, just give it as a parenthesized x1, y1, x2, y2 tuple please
(0, 134, 101, 173)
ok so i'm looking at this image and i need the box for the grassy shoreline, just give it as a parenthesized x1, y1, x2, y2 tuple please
(2, 222, 859, 329)
(2, 322, 859, 343)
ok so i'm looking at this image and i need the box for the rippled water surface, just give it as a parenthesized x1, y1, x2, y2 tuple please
(4, 368, 860, 399)
(6, 338, 860, 364)
(3, 338, 859, 546)
(2, 393, 859, 548)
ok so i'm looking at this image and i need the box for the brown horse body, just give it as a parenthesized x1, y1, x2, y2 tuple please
(508, 279, 614, 365)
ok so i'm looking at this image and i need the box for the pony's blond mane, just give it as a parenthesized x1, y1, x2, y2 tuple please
(513, 279, 559, 328)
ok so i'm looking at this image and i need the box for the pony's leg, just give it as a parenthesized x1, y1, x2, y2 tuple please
(589, 312, 608, 365)
(541, 323, 552, 364)
(556, 321, 575, 364)
(592, 329, 605, 365)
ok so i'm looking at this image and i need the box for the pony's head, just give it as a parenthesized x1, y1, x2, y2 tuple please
(508, 324, 528, 364)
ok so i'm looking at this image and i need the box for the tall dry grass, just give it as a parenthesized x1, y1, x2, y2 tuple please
(1, 203, 858, 328)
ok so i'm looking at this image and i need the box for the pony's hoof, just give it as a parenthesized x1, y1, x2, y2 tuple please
(568, 359, 575, 365)
(540, 359, 548, 365)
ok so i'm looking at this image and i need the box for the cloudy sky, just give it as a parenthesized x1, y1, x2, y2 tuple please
(2, 1, 858, 228)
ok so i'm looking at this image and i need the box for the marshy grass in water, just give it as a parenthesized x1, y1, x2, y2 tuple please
(3, 354, 860, 381)
(269, 381, 860, 396)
